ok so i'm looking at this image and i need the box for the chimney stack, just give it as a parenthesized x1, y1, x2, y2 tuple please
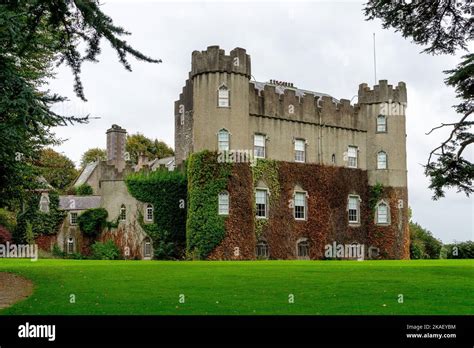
(106, 124, 127, 172)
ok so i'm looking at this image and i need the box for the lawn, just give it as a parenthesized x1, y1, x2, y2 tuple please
(0, 259, 472, 315)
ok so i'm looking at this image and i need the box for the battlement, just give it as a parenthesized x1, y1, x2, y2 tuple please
(249, 82, 365, 131)
(358, 80, 407, 104)
(190, 45, 251, 79)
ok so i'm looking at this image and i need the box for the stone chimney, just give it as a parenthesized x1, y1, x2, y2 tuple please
(106, 124, 127, 172)
(135, 152, 149, 172)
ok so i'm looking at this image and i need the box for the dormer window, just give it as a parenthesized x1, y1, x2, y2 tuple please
(218, 84, 230, 107)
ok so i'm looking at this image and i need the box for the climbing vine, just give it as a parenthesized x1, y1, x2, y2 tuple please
(126, 169, 187, 259)
(251, 159, 280, 238)
(186, 150, 232, 259)
(369, 182, 384, 218)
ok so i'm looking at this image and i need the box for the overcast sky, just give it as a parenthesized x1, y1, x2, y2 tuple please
(48, 0, 473, 243)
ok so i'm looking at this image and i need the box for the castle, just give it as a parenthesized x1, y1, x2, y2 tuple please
(176, 46, 409, 260)
(50, 46, 409, 260)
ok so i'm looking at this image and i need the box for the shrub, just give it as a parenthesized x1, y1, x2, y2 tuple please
(0, 208, 17, 232)
(52, 244, 65, 258)
(126, 169, 187, 259)
(409, 221, 442, 259)
(0, 225, 12, 244)
(91, 240, 120, 260)
(76, 184, 93, 195)
(445, 241, 474, 259)
(78, 208, 108, 237)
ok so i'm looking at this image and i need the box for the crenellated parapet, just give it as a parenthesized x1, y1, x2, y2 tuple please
(190, 45, 251, 79)
(249, 82, 366, 131)
(358, 80, 407, 105)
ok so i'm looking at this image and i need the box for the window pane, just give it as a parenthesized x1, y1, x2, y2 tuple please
(295, 192, 305, 206)
(378, 204, 388, 223)
(254, 134, 265, 147)
(378, 152, 387, 169)
(295, 139, 305, 151)
(256, 190, 266, 204)
(218, 192, 229, 215)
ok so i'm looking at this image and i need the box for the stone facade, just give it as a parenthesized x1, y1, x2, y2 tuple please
(176, 46, 409, 259)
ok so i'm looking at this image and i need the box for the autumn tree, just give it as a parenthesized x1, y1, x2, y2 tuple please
(126, 133, 174, 164)
(36, 148, 78, 191)
(80, 148, 106, 168)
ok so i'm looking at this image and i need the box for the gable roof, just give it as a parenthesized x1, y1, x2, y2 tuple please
(59, 195, 101, 211)
(74, 161, 98, 187)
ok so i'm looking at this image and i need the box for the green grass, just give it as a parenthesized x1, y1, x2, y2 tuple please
(0, 259, 472, 315)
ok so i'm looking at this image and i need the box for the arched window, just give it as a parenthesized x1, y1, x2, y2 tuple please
(67, 237, 74, 254)
(218, 191, 229, 215)
(376, 201, 390, 225)
(331, 154, 336, 164)
(218, 84, 230, 107)
(377, 115, 387, 132)
(256, 240, 269, 259)
(297, 239, 310, 259)
(145, 204, 153, 222)
(218, 129, 230, 152)
(119, 204, 126, 221)
(377, 151, 387, 169)
(39, 192, 50, 214)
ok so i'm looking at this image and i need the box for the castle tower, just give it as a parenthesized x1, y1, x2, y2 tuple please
(106, 124, 127, 172)
(175, 46, 252, 165)
(359, 80, 409, 259)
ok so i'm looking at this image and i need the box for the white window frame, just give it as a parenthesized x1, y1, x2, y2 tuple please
(294, 191, 307, 220)
(255, 188, 269, 219)
(256, 240, 269, 259)
(144, 240, 152, 258)
(377, 114, 387, 133)
(296, 238, 310, 259)
(218, 191, 229, 215)
(376, 201, 390, 225)
(218, 129, 230, 152)
(145, 204, 153, 222)
(347, 146, 358, 168)
(377, 151, 387, 169)
(294, 139, 305, 163)
(348, 195, 360, 224)
(254, 134, 266, 159)
(218, 84, 230, 108)
(70, 212, 78, 225)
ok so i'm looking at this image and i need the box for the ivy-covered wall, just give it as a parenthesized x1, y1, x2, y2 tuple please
(190, 159, 409, 260)
(186, 151, 232, 259)
(126, 170, 187, 259)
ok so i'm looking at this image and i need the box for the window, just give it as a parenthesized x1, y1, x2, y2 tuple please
(145, 204, 153, 222)
(294, 139, 305, 162)
(39, 193, 50, 213)
(376, 202, 389, 224)
(70, 212, 78, 225)
(144, 238, 152, 258)
(255, 189, 268, 218)
(347, 146, 358, 168)
(294, 192, 306, 220)
(218, 129, 230, 152)
(377, 115, 386, 132)
(67, 237, 74, 254)
(297, 239, 309, 259)
(348, 196, 360, 224)
(256, 240, 269, 259)
(331, 154, 336, 164)
(120, 204, 126, 221)
(254, 134, 266, 158)
(377, 151, 387, 169)
(218, 85, 229, 107)
(218, 191, 229, 215)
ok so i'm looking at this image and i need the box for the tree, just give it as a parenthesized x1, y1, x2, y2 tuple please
(126, 133, 174, 164)
(0, 1, 161, 208)
(364, 0, 473, 199)
(80, 148, 106, 168)
(36, 148, 78, 191)
(409, 221, 443, 259)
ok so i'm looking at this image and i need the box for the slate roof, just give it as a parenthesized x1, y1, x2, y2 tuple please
(252, 81, 339, 103)
(59, 195, 101, 211)
(74, 161, 98, 187)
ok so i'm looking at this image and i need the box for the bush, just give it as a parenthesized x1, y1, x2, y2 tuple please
(78, 208, 108, 237)
(409, 221, 442, 259)
(445, 241, 474, 259)
(52, 244, 65, 258)
(76, 184, 93, 195)
(91, 240, 120, 260)
(0, 225, 12, 244)
(0, 208, 17, 232)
